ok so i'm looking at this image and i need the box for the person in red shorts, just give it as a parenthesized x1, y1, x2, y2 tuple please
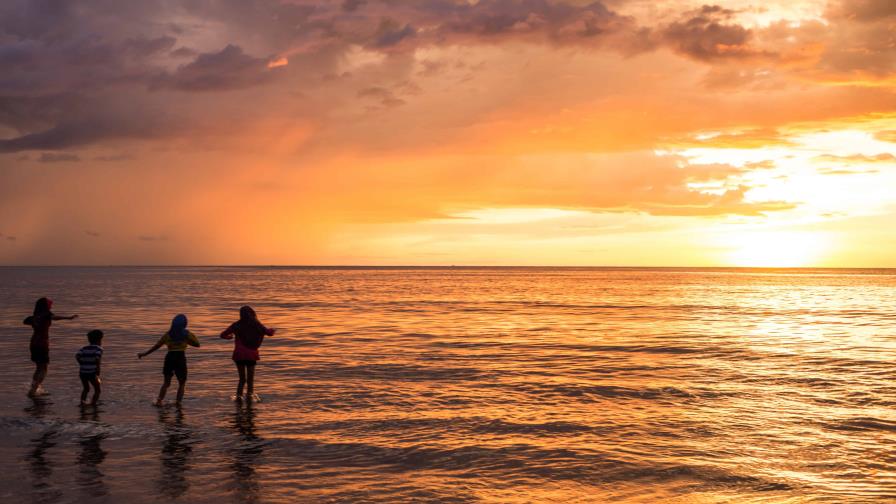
(23, 297, 78, 397)
(220, 306, 275, 402)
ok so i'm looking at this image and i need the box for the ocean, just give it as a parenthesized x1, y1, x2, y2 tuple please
(1, 266, 895, 502)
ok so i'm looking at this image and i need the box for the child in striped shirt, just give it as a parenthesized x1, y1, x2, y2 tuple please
(76, 330, 104, 405)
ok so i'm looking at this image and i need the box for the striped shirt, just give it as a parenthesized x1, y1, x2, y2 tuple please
(76, 344, 103, 374)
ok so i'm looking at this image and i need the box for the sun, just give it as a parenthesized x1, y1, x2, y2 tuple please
(724, 231, 831, 267)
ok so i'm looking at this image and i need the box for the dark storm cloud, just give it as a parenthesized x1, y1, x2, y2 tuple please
(370, 19, 417, 48)
(2, 0, 894, 155)
(427, 0, 637, 43)
(659, 5, 761, 61)
(151, 45, 282, 92)
(0, 113, 180, 153)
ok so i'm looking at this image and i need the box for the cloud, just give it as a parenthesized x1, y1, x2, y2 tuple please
(817, 167, 879, 175)
(342, 0, 366, 12)
(322, 151, 798, 221)
(668, 128, 795, 149)
(93, 153, 134, 162)
(659, 5, 766, 61)
(37, 152, 80, 163)
(371, 19, 416, 48)
(827, 0, 896, 22)
(0, 111, 180, 153)
(876, 131, 896, 143)
(152, 45, 282, 92)
(357, 86, 405, 107)
(430, 0, 639, 46)
(138, 235, 168, 242)
(814, 153, 896, 163)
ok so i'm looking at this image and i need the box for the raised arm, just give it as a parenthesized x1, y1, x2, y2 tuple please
(138, 336, 165, 359)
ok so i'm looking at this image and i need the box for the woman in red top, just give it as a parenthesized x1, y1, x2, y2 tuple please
(23, 297, 78, 397)
(220, 306, 275, 402)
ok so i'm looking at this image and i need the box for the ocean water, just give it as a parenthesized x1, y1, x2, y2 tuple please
(1, 266, 895, 503)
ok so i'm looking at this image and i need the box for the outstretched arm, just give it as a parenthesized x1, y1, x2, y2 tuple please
(138, 337, 165, 359)
(52, 314, 78, 321)
(264, 326, 276, 336)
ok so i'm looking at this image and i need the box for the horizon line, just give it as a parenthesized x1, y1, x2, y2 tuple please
(2, 264, 896, 270)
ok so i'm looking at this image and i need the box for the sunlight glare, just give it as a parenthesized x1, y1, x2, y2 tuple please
(724, 231, 831, 267)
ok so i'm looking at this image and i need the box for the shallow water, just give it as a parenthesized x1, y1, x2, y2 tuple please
(1, 266, 895, 502)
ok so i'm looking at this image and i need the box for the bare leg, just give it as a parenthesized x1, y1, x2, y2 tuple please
(246, 365, 256, 398)
(175, 379, 186, 406)
(29, 363, 48, 396)
(236, 363, 246, 398)
(157, 375, 172, 404)
(80, 375, 90, 404)
(90, 376, 102, 405)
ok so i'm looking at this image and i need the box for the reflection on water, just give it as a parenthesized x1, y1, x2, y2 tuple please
(25, 398, 62, 503)
(76, 406, 108, 498)
(230, 403, 264, 502)
(157, 407, 193, 499)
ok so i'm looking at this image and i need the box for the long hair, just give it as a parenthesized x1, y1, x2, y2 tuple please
(168, 314, 188, 342)
(34, 297, 52, 316)
(236, 305, 267, 349)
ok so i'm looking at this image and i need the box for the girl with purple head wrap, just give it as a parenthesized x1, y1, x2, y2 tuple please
(138, 313, 201, 406)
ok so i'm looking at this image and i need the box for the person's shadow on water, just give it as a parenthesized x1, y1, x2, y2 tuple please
(24, 397, 62, 503)
(76, 406, 109, 498)
(230, 402, 264, 502)
(157, 407, 193, 499)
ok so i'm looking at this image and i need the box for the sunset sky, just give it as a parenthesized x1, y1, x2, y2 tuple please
(1, 0, 895, 266)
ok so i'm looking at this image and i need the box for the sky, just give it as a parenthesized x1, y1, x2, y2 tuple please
(1, 0, 895, 267)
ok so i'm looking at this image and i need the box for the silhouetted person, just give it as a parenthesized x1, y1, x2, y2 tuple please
(76, 330, 104, 405)
(138, 314, 200, 406)
(23, 297, 78, 396)
(220, 306, 275, 402)
(156, 407, 192, 498)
